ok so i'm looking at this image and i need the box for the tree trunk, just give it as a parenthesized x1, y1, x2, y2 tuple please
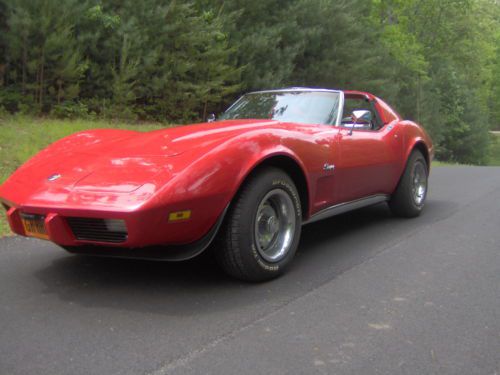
(22, 38, 27, 94)
(202, 100, 208, 121)
(39, 45, 45, 109)
(57, 80, 62, 105)
(416, 75, 421, 123)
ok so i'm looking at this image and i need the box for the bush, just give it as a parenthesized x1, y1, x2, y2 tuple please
(0, 88, 36, 114)
(80, 98, 137, 122)
(51, 101, 93, 119)
(0, 105, 8, 119)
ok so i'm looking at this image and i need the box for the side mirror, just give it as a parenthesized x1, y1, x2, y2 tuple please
(207, 113, 216, 123)
(351, 110, 372, 124)
(349, 110, 372, 135)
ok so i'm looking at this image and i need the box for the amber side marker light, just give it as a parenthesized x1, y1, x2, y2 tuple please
(168, 210, 191, 222)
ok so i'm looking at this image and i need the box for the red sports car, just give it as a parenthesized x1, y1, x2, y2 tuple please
(0, 88, 433, 281)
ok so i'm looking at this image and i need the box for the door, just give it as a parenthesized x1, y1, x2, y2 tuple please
(334, 96, 402, 203)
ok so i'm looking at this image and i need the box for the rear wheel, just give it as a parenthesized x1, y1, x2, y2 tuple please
(216, 167, 302, 282)
(389, 150, 428, 217)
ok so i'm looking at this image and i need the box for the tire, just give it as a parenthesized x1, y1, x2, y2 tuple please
(216, 167, 302, 282)
(389, 150, 428, 218)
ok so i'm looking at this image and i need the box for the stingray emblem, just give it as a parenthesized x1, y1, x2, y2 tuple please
(47, 174, 61, 182)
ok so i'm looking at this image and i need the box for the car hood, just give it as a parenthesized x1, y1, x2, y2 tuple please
(4, 119, 282, 195)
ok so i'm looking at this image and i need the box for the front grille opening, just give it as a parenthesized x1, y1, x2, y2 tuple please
(66, 217, 128, 243)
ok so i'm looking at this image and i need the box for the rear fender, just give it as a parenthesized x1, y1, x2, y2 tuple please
(384, 122, 433, 196)
(406, 139, 431, 170)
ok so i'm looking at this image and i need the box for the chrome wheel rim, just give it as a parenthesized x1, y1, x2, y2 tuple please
(412, 161, 427, 206)
(254, 189, 296, 263)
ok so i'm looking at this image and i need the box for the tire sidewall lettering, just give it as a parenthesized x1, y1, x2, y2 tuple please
(271, 179, 302, 218)
(251, 243, 279, 271)
(249, 177, 301, 273)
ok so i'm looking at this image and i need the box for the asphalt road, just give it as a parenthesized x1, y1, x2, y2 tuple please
(0, 166, 499, 375)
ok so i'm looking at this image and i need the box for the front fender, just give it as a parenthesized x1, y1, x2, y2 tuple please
(141, 129, 315, 244)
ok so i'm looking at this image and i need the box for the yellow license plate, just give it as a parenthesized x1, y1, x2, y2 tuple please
(20, 214, 49, 240)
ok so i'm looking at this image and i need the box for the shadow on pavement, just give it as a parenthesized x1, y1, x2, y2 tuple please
(33, 199, 457, 316)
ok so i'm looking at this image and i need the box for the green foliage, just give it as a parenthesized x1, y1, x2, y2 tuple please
(368, 0, 498, 164)
(76, 0, 241, 122)
(205, 0, 309, 90)
(487, 2, 500, 130)
(0, 1, 6, 76)
(4, 0, 88, 111)
(0, 0, 499, 164)
(290, 0, 397, 96)
(51, 101, 93, 119)
(488, 133, 500, 165)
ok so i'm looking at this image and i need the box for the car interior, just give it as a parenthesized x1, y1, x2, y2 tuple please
(341, 96, 382, 130)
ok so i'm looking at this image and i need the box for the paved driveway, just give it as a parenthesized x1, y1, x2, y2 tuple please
(0, 166, 499, 375)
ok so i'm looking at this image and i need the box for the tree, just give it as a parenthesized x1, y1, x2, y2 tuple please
(0, 0, 7, 88)
(0, 0, 499, 163)
(201, 0, 310, 91)
(370, 0, 496, 164)
(291, 0, 398, 98)
(4, 0, 87, 111)
(77, 0, 240, 121)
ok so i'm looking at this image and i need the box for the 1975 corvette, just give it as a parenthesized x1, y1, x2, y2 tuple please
(0, 88, 433, 281)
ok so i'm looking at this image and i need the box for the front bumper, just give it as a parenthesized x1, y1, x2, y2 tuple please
(2, 199, 221, 249)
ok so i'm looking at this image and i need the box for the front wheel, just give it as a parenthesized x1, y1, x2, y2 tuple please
(216, 167, 302, 282)
(389, 150, 428, 217)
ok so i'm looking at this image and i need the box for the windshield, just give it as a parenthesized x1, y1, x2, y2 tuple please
(220, 91, 341, 125)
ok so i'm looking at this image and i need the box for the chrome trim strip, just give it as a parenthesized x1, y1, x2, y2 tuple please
(336, 90, 345, 126)
(249, 87, 342, 95)
(303, 194, 390, 225)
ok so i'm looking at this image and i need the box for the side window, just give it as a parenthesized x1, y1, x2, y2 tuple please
(341, 96, 382, 131)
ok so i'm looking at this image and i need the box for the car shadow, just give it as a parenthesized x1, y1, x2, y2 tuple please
(34, 199, 457, 316)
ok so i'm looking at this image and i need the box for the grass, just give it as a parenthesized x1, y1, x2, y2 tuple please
(431, 161, 464, 167)
(0, 115, 167, 237)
